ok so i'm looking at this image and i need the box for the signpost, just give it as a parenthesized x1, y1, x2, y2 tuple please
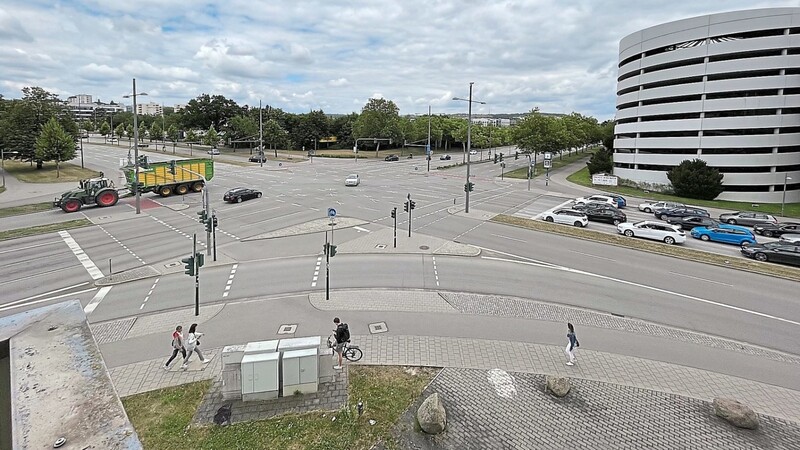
(544, 152, 552, 186)
(325, 208, 336, 300)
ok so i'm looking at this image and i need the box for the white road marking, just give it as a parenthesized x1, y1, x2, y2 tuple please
(432, 256, 440, 287)
(83, 286, 113, 314)
(139, 278, 160, 310)
(0, 241, 58, 255)
(223, 264, 238, 298)
(358, 206, 379, 212)
(668, 272, 733, 286)
(490, 234, 527, 243)
(96, 223, 147, 265)
(354, 226, 371, 233)
(1, 282, 91, 309)
(59, 231, 105, 280)
(569, 250, 617, 262)
(312, 257, 322, 287)
(0, 288, 98, 313)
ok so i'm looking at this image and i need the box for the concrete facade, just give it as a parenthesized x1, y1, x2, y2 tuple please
(614, 8, 800, 203)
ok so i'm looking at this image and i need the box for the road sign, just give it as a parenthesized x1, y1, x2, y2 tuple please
(543, 159, 552, 168)
(544, 152, 552, 160)
(327, 208, 337, 218)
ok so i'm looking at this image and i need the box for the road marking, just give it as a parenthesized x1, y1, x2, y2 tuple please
(96, 223, 147, 265)
(83, 286, 113, 314)
(59, 231, 105, 280)
(312, 257, 321, 287)
(432, 256, 440, 287)
(0, 287, 98, 313)
(490, 234, 527, 243)
(358, 206, 379, 212)
(223, 264, 238, 298)
(354, 226, 371, 233)
(569, 250, 617, 262)
(150, 216, 208, 247)
(1, 282, 92, 309)
(668, 272, 733, 287)
(0, 241, 58, 255)
(139, 278, 160, 310)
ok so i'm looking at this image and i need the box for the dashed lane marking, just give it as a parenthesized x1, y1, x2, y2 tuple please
(432, 256, 440, 287)
(312, 257, 322, 287)
(139, 278, 160, 310)
(95, 223, 147, 265)
(222, 264, 238, 298)
(150, 216, 208, 247)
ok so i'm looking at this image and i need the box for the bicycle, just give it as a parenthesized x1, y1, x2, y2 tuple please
(327, 335, 363, 362)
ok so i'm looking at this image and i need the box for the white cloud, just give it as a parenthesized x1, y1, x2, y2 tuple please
(329, 78, 348, 86)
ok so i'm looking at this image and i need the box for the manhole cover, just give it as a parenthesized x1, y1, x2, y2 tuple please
(419, 245, 430, 250)
(375, 244, 386, 249)
(164, 261, 181, 268)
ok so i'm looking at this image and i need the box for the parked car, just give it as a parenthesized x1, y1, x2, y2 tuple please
(740, 242, 800, 267)
(207, 148, 221, 155)
(439, 154, 451, 160)
(249, 154, 267, 162)
(594, 193, 626, 208)
(718, 211, 778, 227)
(617, 220, 685, 245)
(384, 154, 399, 161)
(656, 207, 709, 221)
(779, 234, 800, 244)
(542, 209, 588, 227)
(638, 201, 684, 213)
(584, 207, 627, 225)
(690, 225, 757, 247)
(571, 201, 617, 212)
(665, 215, 721, 231)
(223, 187, 262, 203)
(753, 222, 800, 237)
(574, 195, 617, 207)
(469, 149, 478, 155)
(344, 174, 360, 186)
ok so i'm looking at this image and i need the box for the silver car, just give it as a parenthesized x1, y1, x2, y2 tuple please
(718, 211, 777, 226)
(638, 201, 684, 213)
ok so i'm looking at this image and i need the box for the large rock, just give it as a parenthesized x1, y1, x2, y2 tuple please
(713, 398, 759, 429)
(546, 376, 571, 397)
(417, 393, 447, 434)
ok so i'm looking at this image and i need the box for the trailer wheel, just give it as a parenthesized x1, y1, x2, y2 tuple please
(175, 184, 189, 195)
(158, 185, 173, 197)
(62, 199, 82, 213)
(95, 189, 119, 207)
(191, 181, 204, 192)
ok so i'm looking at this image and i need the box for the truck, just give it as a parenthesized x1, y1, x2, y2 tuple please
(54, 156, 214, 213)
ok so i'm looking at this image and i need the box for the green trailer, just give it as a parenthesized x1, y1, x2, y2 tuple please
(121, 156, 214, 197)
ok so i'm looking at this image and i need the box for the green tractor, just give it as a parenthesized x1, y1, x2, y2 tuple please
(54, 175, 120, 213)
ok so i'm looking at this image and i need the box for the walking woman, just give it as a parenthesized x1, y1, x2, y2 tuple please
(565, 323, 579, 366)
(163, 325, 186, 371)
(181, 323, 210, 370)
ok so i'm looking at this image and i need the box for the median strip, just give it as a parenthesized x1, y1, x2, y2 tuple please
(491, 214, 800, 282)
(0, 219, 93, 241)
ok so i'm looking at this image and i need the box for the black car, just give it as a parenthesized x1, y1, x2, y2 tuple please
(384, 154, 399, 161)
(584, 207, 626, 225)
(223, 187, 262, 203)
(439, 154, 451, 160)
(249, 154, 267, 163)
(656, 207, 709, 221)
(666, 215, 720, 231)
(741, 242, 800, 267)
(572, 201, 617, 212)
(753, 222, 800, 238)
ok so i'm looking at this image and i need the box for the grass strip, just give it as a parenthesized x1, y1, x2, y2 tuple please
(504, 149, 595, 179)
(0, 202, 55, 218)
(0, 219, 92, 241)
(491, 214, 800, 282)
(2, 160, 100, 183)
(567, 167, 800, 218)
(123, 366, 436, 450)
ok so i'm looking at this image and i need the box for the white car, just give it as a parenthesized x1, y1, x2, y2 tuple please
(344, 174, 360, 186)
(779, 234, 800, 244)
(542, 209, 588, 227)
(575, 195, 617, 207)
(469, 150, 478, 155)
(617, 220, 686, 245)
(638, 200, 684, 213)
(207, 148, 221, 155)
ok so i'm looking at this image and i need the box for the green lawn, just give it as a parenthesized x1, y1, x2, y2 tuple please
(504, 149, 595, 179)
(0, 219, 92, 241)
(3, 160, 101, 182)
(567, 167, 800, 218)
(123, 366, 436, 450)
(0, 202, 55, 218)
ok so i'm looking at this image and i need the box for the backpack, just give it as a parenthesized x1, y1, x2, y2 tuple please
(338, 323, 350, 342)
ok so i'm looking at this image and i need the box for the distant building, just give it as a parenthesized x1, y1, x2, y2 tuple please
(66, 94, 125, 123)
(136, 102, 163, 116)
(174, 103, 188, 112)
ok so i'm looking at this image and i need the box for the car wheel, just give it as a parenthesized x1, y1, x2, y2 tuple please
(700, 234, 710, 241)
(659, 214, 668, 220)
(612, 219, 621, 225)
(727, 219, 737, 224)
(257, 193, 262, 198)
(754, 253, 768, 262)
(236, 197, 242, 203)
(643, 207, 651, 213)
(740, 241, 752, 248)
(664, 236, 675, 245)
(573, 221, 583, 227)
(623, 230, 634, 237)
(545, 216, 554, 222)
(763, 230, 773, 237)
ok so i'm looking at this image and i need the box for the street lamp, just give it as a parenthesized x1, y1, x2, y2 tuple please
(123, 78, 148, 214)
(453, 82, 486, 213)
(782, 174, 793, 217)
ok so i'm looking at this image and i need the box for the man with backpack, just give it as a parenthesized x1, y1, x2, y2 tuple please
(333, 317, 350, 370)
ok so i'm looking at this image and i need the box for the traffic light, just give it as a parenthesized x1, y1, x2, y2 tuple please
(494, 154, 498, 164)
(197, 210, 207, 223)
(515, 151, 519, 160)
(465, 182, 474, 192)
(168, 160, 176, 175)
(404, 201, 409, 213)
(196, 252, 204, 268)
(409, 200, 416, 210)
(212, 216, 218, 228)
(329, 244, 337, 257)
(391, 208, 396, 218)
(182, 255, 195, 276)
(500, 153, 504, 162)
(323, 242, 329, 255)
(205, 217, 213, 233)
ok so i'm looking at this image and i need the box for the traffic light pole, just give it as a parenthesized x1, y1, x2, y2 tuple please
(193, 233, 199, 316)
(325, 231, 330, 301)
(393, 208, 397, 248)
(407, 194, 412, 238)
(212, 212, 217, 261)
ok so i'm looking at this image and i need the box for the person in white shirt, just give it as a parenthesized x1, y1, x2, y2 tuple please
(181, 323, 210, 370)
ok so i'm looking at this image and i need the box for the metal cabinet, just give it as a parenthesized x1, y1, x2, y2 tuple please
(241, 352, 279, 401)
(277, 336, 320, 352)
(281, 348, 319, 395)
(221, 344, 247, 400)
(245, 340, 278, 356)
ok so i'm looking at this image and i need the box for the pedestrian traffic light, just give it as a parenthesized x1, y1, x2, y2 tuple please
(182, 255, 195, 276)
(464, 183, 469, 192)
(168, 160, 176, 175)
(391, 208, 396, 219)
(404, 201, 409, 213)
(500, 153, 504, 162)
(329, 244, 337, 257)
(323, 242, 329, 255)
(494, 154, 498, 164)
(205, 217, 213, 233)
(212, 216, 218, 228)
(515, 151, 519, 160)
(197, 210, 207, 223)
(409, 200, 416, 210)
(466, 182, 474, 192)
(196, 252, 204, 268)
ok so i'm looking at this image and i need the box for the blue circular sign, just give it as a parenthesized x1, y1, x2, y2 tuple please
(327, 208, 336, 217)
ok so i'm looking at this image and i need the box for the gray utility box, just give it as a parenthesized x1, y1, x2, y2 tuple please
(241, 352, 280, 401)
(281, 347, 319, 395)
(245, 339, 279, 355)
(221, 344, 247, 401)
(277, 336, 320, 352)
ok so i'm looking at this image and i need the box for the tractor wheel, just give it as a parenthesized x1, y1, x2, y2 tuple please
(62, 199, 82, 213)
(175, 184, 189, 195)
(158, 185, 173, 197)
(95, 189, 119, 207)
(192, 181, 204, 192)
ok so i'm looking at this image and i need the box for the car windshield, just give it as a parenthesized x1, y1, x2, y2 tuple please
(347, 174, 357, 179)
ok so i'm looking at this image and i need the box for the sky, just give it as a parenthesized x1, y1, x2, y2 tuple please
(0, 1, 797, 120)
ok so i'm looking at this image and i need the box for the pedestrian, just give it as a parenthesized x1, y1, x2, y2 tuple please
(565, 322, 579, 366)
(163, 325, 186, 371)
(332, 317, 350, 370)
(181, 323, 210, 370)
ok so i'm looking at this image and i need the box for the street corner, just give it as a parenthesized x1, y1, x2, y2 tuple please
(95, 265, 161, 286)
(433, 241, 482, 257)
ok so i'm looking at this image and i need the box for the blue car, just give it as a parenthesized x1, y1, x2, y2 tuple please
(690, 225, 757, 247)
(597, 193, 626, 208)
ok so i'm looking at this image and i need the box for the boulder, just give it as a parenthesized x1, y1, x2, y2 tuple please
(417, 393, 447, 434)
(546, 376, 571, 397)
(713, 398, 759, 429)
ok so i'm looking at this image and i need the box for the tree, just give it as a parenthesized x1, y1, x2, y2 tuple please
(352, 98, 401, 152)
(667, 159, 724, 200)
(185, 129, 199, 143)
(0, 87, 72, 165)
(510, 111, 568, 158)
(262, 119, 288, 157)
(586, 147, 614, 175)
(99, 122, 111, 141)
(115, 124, 126, 144)
(289, 110, 330, 152)
(166, 124, 179, 153)
(181, 94, 243, 130)
(331, 113, 358, 148)
(149, 122, 163, 142)
(599, 120, 615, 150)
(35, 118, 76, 177)
(202, 126, 219, 147)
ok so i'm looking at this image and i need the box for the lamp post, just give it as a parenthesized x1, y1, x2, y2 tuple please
(123, 78, 148, 214)
(79, 132, 84, 168)
(453, 82, 485, 213)
(427, 105, 432, 172)
(259, 99, 264, 168)
(782, 174, 793, 217)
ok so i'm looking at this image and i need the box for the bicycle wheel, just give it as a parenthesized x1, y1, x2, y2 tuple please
(345, 347, 363, 362)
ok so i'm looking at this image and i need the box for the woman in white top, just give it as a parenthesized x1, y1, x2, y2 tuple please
(181, 323, 209, 369)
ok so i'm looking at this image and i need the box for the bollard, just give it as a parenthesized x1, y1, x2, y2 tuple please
(357, 401, 364, 417)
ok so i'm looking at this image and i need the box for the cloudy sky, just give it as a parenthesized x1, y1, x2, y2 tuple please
(0, 1, 796, 119)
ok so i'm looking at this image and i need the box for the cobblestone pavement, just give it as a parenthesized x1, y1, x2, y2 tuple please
(394, 368, 800, 450)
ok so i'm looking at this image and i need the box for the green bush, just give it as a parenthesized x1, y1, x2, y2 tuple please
(667, 159, 724, 200)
